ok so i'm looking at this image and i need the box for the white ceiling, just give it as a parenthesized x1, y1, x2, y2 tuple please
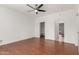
(0, 4, 75, 17)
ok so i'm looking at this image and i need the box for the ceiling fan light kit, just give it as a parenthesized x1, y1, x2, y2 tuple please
(27, 4, 46, 15)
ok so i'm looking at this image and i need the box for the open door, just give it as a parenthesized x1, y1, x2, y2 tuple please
(40, 22, 45, 39)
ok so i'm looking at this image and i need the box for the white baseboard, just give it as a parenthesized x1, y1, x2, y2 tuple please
(0, 37, 35, 46)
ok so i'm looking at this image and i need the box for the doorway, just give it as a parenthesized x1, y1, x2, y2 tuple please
(59, 23, 64, 42)
(55, 22, 64, 42)
(40, 22, 45, 39)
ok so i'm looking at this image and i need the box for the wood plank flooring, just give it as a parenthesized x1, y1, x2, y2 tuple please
(0, 37, 78, 55)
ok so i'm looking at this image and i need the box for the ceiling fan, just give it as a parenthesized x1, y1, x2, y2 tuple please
(27, 4, 46, 14)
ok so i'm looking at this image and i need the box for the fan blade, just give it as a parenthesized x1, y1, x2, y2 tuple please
(37, 4, 43, 9)
(38, 10, 46, 12)
(27, 4, 35, 9)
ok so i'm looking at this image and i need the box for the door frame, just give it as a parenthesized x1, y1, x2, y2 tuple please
(40, 22, 45, 39)
(55, 20, 64, 42)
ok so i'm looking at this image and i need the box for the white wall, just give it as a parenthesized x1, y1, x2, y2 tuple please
(35, 15, 55, 39)
(75, 5, 79, 46)
(35, 9, 78, 45)
(0, 6, 35, 45)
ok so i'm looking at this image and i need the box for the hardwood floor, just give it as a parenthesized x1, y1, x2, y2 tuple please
(0, 37, 78, 55)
